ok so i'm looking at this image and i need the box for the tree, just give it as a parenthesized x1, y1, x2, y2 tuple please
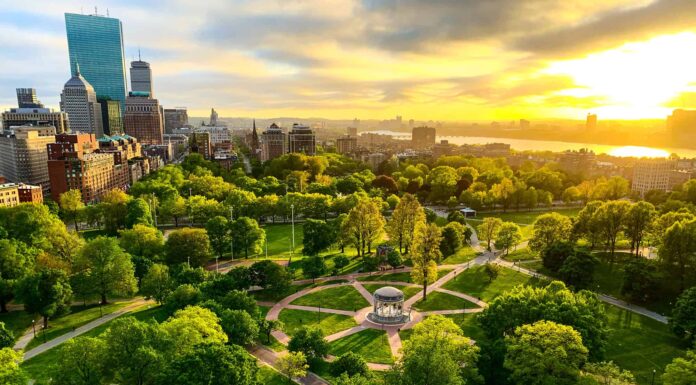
(0, 323, 13, 349)
(385, 193, 425, 254)
(478, 217, 503, 251)
(159, 196, 187, 227)
(157, 343, 258, 385)
(101, 188, 131, 234)
(205, 216, 230, 259)
(670, 287, 696, 341)
(592, 201, 631, 262)
(229, 217, 265, 258)
(74, 236, 137, 304)
(277, 351, 309, 382)
(53, 337, 108, 385)
(218, 309, 259, 346)
(504, 320, 588, 385)
(387, 250, 403, 269)
(332, 352, 369, 377)
(249, 260, 292, 297)
(529, 213, 572, 255)
(126, 198, 154, 229)
(484, 263, 501, 282)
(624, 202, 656, 256)
(258, 319, 283, 344)
(439, 222, 464, 257)
(288, 326, 329, 360)
(0, 348, 26, 385)
(60, 189, 84, 231)
(0, 239, 34, 313)
(164, 284, 202, 314)
(411, 222, 442, 301)
(660, 219, 696, 291)
(559, 250, 599, 290)
(343, 199, 385, 257)
(303, 219, 335, 255)
(161, 306, 228, 354)
(663, 350, 696, 385)
(583, 361, 636, 385)
(302, 256, 328, 282)
(392, 315, 481, 385)
(141, 264, 173, 304)
(165, 228, 212, 267)
(542, 241, 575, 272)
(495, 222, 522, 255)
(119, 224, 164, 260)
(372, 175, 398, 194)
(333, 255, 350, 273)
(621, 258, 659, 303)
(428, 166, 459, 203)
(15, 268, 73, 328)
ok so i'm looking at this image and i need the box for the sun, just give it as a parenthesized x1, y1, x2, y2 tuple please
(608, 146, 670, 158)
(545, 33, 696, 119)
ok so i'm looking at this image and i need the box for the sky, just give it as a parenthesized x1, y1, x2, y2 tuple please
(2, 0, 696, 121)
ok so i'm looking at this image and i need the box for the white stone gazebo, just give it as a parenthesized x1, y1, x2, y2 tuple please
(367, 286, 410, 325)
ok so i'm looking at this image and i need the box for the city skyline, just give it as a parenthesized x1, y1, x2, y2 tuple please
(2, 1, 696, 121)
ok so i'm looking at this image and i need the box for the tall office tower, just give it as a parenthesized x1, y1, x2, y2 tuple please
(288, 123, 316, 155)
(260, 123, 287, 161)
(586, 113, 597, 130)
(60, 67, 104, 136)
(163, 108, 189, 133)
(65, 12, 127, 110)
(98, 98, 124, 135)
(210, 108, 219, 126)
(336, 135, 357, 154)
(189, 132, 212, 159)
(632, 158, 674, 197)
(0, 125, 55, 193)
(16, 88, 44, 108)
(124, 93, 164, 145)
(411, 126, 436, 149)
(130, 58, 153, 96)
(2, 107, 69, 134)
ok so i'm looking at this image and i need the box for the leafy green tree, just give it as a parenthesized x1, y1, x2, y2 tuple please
(303, 219, 335, 255)
(277, 351, 309, 381)
(53, 337, 108, 385)
(504, 320, 588, 385)
(670, 287, 696, 341)
(571, 200, 603, 246)
(387, 250, 403, 268)
(101, 189, 131, 234)
(0, 323, 13, 349)
(74, 236, 137, 304)
(126, 198, 154, 229)
(156, 343, 258, 385)
(225, 266, 253, 291)
(440, 221, 464, 257)
(660, 219, 696, 291)
(333, 255, 350, 273)
(165, 228, 212, 267)
(559, 250, 599, 290)
(205, 216, 230, 259)
(164, 284, 202, 314)
(332, 352, 369, 377)
(218, 309, 259, 346)
(219, 290, 259, 317)
(663, 350, 696, 385)
(583, 361, 636, 385)
(119, 224, 164, 260)
(529, 212, 572, 255)
(0, 239, 34, 313)
(334, 373, 373, 385)
(495, 222, 522, 255)
(386, 193, 425, 254)
(59, 189, 84, 230)
(0, 348, 27, 385)
(249, 260, 292, 297)
(302, 255, 328, 282)
(542, 241, 575, 272)
(592, 201, 631, 262)
(159, 196, 187, 227)
(392, 315, 481, 385)
(288, 327, 329, 360)
(141, 264, 173, 304)
(484, 263, 501, 282)
(16, 268, 73, 328)
(428, 166, 459, 203)
(624, 202, 656, 256)
(343, 198, 385, 257)
(258, 319, 283, 344)
(478, 217, 503, 251)
(229, 217, 265, 258)
(411, 222, 442, 301)
(161, 306, 228, 354)
(621, 258, 659, 303)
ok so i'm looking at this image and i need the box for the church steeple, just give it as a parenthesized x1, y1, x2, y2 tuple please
(251, 118, 260, 152)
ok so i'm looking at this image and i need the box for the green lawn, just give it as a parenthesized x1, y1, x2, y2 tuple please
(329, 328, 394, 364)
(251, 283, 313, 302)
(358, 271, 413, 282)
(604, 305, 688, 385)
(263, 223, 304, 258)
(257, 365, 289, 385)
(502, 247, 537, 262)
(0, 309, 33, 342)
(412, 291, 478, 312)
(441, 245, 478, 265)
(278, 308, 357, 337)
(443, 265, 546, 302)
(291, 285, 369, 311)
(361, 284, 421, 300)
(476, 207, 581, 225)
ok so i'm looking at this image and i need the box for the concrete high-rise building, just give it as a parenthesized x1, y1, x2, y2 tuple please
(124, 94, 164, 145)
(189, 132, 212, 159)
(2, 107, 69, 134)
(163, 108, 189, 133)
(65, 12, 127, 111)
(632, 158, 674, 196)
(60, 66, 104, 136)
(98, 98, 123, 135)
(210, 108, 219, 126)
(16, 88, 44, 108)
(336, 135, 357, 154)
(288, 123, 316, 155)
(586, 113, 597, 130)
(260, 123, 287, 161)
(411, 126, 436, 149)
(130, 58, 153, 96)
(0, 125, 55, 193)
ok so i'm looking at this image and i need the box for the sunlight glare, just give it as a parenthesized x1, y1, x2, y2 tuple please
(608, 146, 670, 158)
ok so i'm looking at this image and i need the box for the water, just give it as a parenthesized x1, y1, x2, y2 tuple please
(363, 130, 696, 158)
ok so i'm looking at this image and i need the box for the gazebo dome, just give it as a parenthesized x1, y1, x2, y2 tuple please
(368, 286, 410, 325)
(374, 286, 404, 302)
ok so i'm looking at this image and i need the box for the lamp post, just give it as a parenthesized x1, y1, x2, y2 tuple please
(651, 369, 656, 385)
(31, 319, 36, 338)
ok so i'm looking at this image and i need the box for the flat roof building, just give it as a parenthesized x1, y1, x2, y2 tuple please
(0, 183, 19, 207)
(124, 94, 164, 145)
(288, 123, 316, 155)
(0, 125, 55, 193)
(260, 123, 287, 161)
(632, 158, 674, 196)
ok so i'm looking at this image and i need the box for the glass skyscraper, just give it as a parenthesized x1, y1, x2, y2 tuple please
(65, 13, 127, 111)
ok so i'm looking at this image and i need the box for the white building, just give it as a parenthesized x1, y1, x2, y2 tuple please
(632, 158, 674, 196)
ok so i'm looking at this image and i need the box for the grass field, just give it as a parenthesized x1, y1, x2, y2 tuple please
(278, 308, 357, 337)
(0, 309, 33, 342)
(361, 284, 421, 300)
(329, 328, 394, 364)
(251, 283, 314, 302)
(413, 291, 478, 312)
(476, 207, 581, 225)
(443, 265, 546, 302)
(263, 223, 305, 258)
(441, 245, 479, 265)
(502, 247, 537, 262)
(291, 285, 370, 311)
(358, 271, 412, 282)
(257, 365, 289, 385)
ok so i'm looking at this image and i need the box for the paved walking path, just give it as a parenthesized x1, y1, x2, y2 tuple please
(248, 345, 330, 385)
(284, 304, 356, 316)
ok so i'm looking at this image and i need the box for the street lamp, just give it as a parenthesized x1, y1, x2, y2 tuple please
(651, 369, 656, 385)
(31, 319, 36, 338)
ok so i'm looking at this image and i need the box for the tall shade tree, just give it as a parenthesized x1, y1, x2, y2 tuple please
(229, 217, 266, 258)
(428, 166, 459, 203)
(391, 315, 481, 385)
(623, 201, 656, 256)
(53, 337, 108, 385)
(592, 200, 631, 262)
(410, 222, 442, 301)
(161, 306, 228, 354)
(278, 351, 309, 382)
(477, 217, 503, 251)
(663, 350, 696, 385)
(288, 326, 329, 360)
(15, 268, 73, 328)
(205, 216, 230, 259)
(100, 188, 131, 234)
(165, 228, 212, 267)
(140, 264, 173, 304)
(528, 212, 572, 255)
(159, 195, 187, 227)
(660, 219, 696, 292)
(0, 348, 27, 385)
(386, 193, 425, 254)
(342, 198, 385, 257)
(74, 236, 137, 304)
(0, 239, 34, 313)
(303, 219, 336, 256)
(0, 323, 13, 349)
(156, 343, 259, 385)
(494, 222, 523, 255)
(125, 198, 153, 229)
(504, 320, 588, 385)
(59, 189, 84, 231)
(571, 200, 603, 247)
(669, 287, 696, 341)
(118, 224, 164, 260)
(439, 221, 465, 257)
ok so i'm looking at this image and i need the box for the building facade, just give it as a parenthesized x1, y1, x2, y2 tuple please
(0, 125, 56, 193)
(0, 183, 19, 207)
(412, 126, 436, 149)
(16, 88, 43, 108)
(288, 123, 316, 155)
(2, 108, 69, 134)
(17, 184, 43, 204)
(123, 94, 164, 145)
(163, 108, 189, 133)
(261, 123, 287, 161)
(189, 132, 211, 159)
(130, 59, 153, 96)
(632, 158, 674, 196)
(60, 68, 103, 136)
(98, 98, 123, 135)
(336, 135, 357, 154)
(65, 12, 127, 110)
